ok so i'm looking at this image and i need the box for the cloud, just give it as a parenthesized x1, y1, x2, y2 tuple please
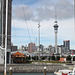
(55, 0, 74, 19)
(34, 0, 74, 21)
(13, 5, 34, 20)
(13, 0, 74, 21)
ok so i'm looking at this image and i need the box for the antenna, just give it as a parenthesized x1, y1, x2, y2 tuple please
(54, 7, 57, 23)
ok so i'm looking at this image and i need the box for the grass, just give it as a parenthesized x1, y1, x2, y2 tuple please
(32, 61, 71, 63)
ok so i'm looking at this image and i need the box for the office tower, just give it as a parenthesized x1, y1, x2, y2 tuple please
(19, 45, 25, 51)
(1, 0, 12, 63)
(53, 11, 59, 54)
(63, 40, 70, 50)
(28, 42, 36, 53)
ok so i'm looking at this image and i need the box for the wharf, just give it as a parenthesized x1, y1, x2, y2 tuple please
(0, 63, 74, 73)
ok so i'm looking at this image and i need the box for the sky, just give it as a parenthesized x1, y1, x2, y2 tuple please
(11, 0, 75, 49)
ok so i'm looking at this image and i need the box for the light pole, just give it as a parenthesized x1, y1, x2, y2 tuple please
(38, 23, 41, 61)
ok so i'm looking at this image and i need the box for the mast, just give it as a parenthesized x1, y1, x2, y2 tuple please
(38, 22, 41, 61)
(4, 0, 8, 75)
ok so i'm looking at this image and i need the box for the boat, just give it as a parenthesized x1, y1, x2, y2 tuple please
(54, 68, 75, 75)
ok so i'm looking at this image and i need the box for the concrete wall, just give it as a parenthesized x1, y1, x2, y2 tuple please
(0, 64, 70, 73)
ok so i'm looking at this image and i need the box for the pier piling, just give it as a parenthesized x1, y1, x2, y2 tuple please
(44, 66, 46, 75)
(9, 67, 12, 75)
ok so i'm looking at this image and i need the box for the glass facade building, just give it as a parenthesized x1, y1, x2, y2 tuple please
(63, 40, 70, 50)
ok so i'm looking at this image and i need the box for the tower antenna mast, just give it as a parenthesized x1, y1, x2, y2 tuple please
(38, 22, 41, 61)
(55, 7, 57, 22)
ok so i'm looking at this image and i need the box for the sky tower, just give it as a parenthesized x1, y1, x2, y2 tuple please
(53, 10, 59, 54)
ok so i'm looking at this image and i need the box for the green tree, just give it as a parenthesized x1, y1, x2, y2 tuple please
(36, 56, 38, 60)
(73, 56, 75, 61)
(32, 56, 37, 60)
(41, 56, 46, 60)
(28, 55, 31, 60)
(48, 56, 51, 61)
(61, 56, 65, 58)
(26, 56, 29, 61)
(56, 56, 60, 61)
(66, 55, 71, 61)
(51, 55, 55, 60)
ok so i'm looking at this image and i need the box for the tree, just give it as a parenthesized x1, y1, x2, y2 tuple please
(32, 56, 37, 60)
(28, 55, 31, 60)
(73, 56, 75, 61)
(66, 55, 71, 61)
(26, 56, 29, 61)
(48, 56, 51, 61)
(61, 56, 65, 58)
(41, 56, 46, 60)
(36, 56, 38, 60)
(56, 56, 60, 61)
(51, 55, 55, 60)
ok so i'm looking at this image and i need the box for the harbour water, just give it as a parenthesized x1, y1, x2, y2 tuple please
(0, 73, 54, 75)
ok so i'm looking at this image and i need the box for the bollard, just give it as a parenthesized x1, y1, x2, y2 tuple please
(44, 66, 46, 75)
(9, 67, 12, 75)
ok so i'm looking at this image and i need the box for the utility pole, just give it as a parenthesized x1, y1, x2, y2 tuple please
(38, 23, 41, 61)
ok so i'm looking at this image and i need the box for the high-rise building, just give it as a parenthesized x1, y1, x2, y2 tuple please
(0, 0, 1, 46)
(1, 0, 12, 63)
(19, 45, 25, 51)
(11, 46, 17, 52)
(63, 40, 70, 50)
(37, 44, 44, 52)
(28, 42, 36, 53)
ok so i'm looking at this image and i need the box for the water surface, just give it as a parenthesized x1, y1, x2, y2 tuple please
(0, 73, 54, 75)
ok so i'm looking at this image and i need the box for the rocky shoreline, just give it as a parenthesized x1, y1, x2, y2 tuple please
(0, 63, 74, 73)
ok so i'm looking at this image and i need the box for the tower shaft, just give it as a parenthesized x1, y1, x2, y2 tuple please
(55, 32, 57, 54)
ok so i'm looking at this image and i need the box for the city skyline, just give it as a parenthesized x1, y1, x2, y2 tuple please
(11, 0, 75, 49)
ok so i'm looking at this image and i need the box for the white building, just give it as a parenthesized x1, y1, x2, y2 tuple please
(0, 46, 4, 64)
